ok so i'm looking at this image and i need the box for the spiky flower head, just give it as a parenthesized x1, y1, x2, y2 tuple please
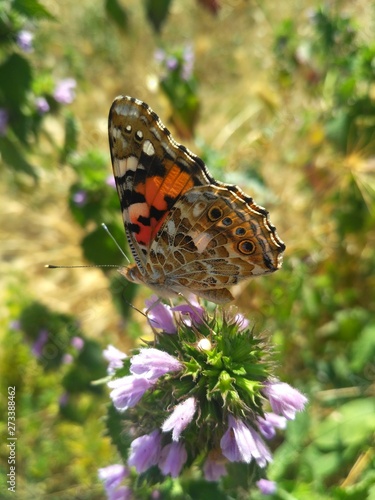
(103, 298, 307, 494)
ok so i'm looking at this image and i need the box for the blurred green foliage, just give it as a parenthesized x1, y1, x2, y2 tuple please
(1, 0, 374, 499)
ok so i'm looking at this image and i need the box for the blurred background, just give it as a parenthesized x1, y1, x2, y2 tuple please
(0, 0, 374, 498)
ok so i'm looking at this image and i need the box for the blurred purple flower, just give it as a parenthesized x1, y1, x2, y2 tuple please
(182, 45, 194, 80)
(146, 296, 176, 333)
(35, 96, 50, 114)
(0, 108, 9, 136)
(256, 478, 277, 495)
(108, 486, 132, 500)
(71, 336, 84, 351)
(166, 56, 178, 71)
(16, 30, 33, 52)
(257, 412, 287, 440)
(128, 430, 162, 473)
(31, 329, 49, 358)
(263, 381, 308, 420)
(108, 375, 154, 412)
(154, 48, 166, 63)
(220, 415, 272, 467)
(106, 175, 116, 188)
(203, 451, 227, 481)
(158, 442, 187, 478)
(9, 320, 21, 331)
(103, 345, 127, 374)
(54, 78, 76, 104)
(72, 190, 87, 206)
(162, 397, 196, 441)
(130, 348, 182, 381)
(59, 392, 69, 407)
(98, 464, 128, 491)
(62, 353, 73, 365)
(235, 313, 250, 331)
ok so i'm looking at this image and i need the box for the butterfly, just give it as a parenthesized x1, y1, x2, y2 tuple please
(108, 96, 285, 304)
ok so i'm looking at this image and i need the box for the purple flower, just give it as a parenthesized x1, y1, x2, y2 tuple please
(9, 320, 21, 331)
(172, 295, 204, 325)
(158, 442, 187, 478)
(154, 48, 166, 63)
(108, 486, 132, 500)
(62, 353, 73, 364)
(203, 451, 227, 481)
(162, 397, 197, 441)
(256, 478, 277, 495)
(31, 329, 49, 358)
(235, 313, 250, 331)
(72, 190, 87, 206)
(108, 375, 154, 412)
(257, 412, 287, 440)
(182, 45, 194, 80)
(16, 30, 33, 52)
(130, 348, 182, 381)
(71, 336, 84, 351)
(103, 345, 127, 374)
(263, 381, 308, 420)
(166, 56, 178, 71)
(59, 392, 69, 407)
(220, 415, 272, 467)
(35, 96, 50, 114)
(53, 78, 76, 104)
(146, 296, 177, 333)
(0, 108, 9, 136)
(98, 464, 128, 491)
(128, 430, 162, 473)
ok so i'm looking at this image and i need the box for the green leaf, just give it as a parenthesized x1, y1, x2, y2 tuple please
(0, 136, 38, 180)
(143, 0, 172, 33)
(81, 223, 126, 267)
(0, 53, 32, 106)
(60, 112, 79, 163)
(105, 0, 128, 31)
(12, 0, 55, 20)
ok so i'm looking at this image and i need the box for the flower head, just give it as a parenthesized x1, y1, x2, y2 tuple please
(71, 336, 84, 351)
(72, 190, 87, 206)
(162, 397, 197, 441)
(158, 442, 187, 478)
(104, 300, 308, 485)
(128, 430, 162, 473)
(35, 96, 50, 114)
(54, 78, 76, 104)
(263, 381, 308, 420)
(16, 30, 33, 52)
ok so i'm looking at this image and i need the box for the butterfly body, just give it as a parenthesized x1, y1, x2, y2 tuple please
(109, 96, 285, 304)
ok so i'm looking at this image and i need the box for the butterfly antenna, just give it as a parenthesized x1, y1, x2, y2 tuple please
(45, 264, 119, 269)
(101, 223, 130, 264)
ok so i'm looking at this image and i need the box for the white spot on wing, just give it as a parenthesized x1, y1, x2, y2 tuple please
(143, 139, 155, 156)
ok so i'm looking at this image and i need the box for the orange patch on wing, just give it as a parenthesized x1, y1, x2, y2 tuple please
(145, 162, 194, 211)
